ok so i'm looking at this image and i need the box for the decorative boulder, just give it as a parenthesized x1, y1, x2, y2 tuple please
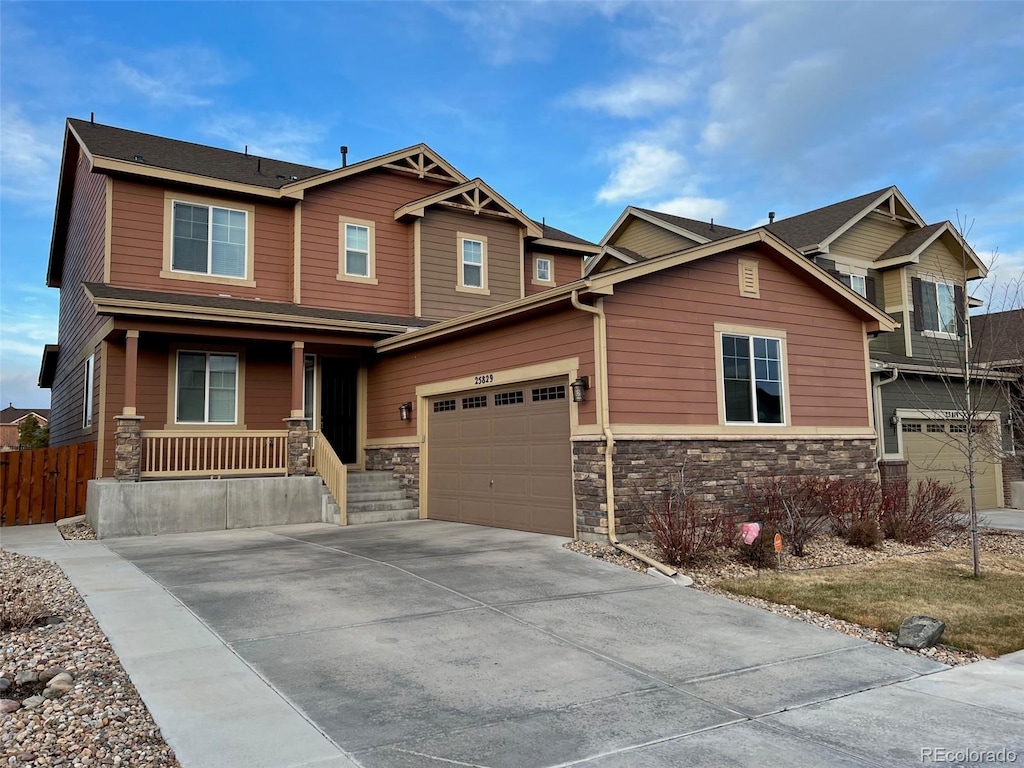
(897, 615, 946, 649)
(0, 699, 21, 714)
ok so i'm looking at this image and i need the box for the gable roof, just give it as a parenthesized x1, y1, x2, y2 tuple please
(600, 205, 741, 249)
(531, 221, 601, 254)
(0, 406, 51, 425)
(765, 185, 928, 255)
(874, 220, 987, 277)
(68, 119, 326, 190)
(378, 228, 898, 352)
(394, 178, 542, 237)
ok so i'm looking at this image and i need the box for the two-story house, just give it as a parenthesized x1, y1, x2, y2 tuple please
(41, 118, 900, 541)
(596, 188, 1010, 509)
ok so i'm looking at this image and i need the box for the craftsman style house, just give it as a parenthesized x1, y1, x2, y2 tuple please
(596, 189, 1011, 508)
(43, 118, 906, 540)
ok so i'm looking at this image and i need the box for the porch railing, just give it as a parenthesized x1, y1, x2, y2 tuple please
(140, 430, 289, 478)
(310, 432, 347, 525)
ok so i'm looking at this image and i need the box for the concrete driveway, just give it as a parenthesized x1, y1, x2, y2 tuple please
(102, 520, 1022, 767)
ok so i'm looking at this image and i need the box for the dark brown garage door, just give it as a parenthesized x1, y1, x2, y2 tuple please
(427, 378, 573, 536)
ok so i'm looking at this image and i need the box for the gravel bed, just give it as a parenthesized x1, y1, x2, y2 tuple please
(1, 550, 179, 767)
(57, 524, 97, 541)
(565, 529, 1024, 667)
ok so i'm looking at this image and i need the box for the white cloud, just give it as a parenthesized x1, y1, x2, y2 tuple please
(0, 104, 62, 201)
(201, 114, 329, 167)
(111, 46, 238, 107)
(596, 142, 686, 203)
(569, 72, 692, 118)
(648, 196, 728, 223)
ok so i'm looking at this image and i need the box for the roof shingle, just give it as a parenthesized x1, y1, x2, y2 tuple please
(634, 207, 743, 242)
(766, 187, 892, 251)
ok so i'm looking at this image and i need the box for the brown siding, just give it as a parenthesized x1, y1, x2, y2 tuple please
(49, 150, 106, 447)
(301, 169, 449, 315)
(108, 179, 294, 302)
(420, 208, 522, 319)
(830, 215, 909, 262)
(525, 250, 584, 296)
(367, 308, 596, 440)
(611, 218, 699, 258)
(604, 250, 871, 427)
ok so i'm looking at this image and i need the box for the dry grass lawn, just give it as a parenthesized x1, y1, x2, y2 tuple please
(717, 549, 1024, 657)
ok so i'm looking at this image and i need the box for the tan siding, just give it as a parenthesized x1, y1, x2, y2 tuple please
(419, 208, 522, 320)
(367, 309, 596, 440)
(830, 215, 909, 262)
(301, 169, 448, 315)
(49, 150, 106, 447)
(525, 250, 584, 296)
(604, 251, 872, 427)
(611, 218, 699, 258)
(882, 267, 904, 310)
(108, 179, 293, 302)
(916, 238, 971, 281)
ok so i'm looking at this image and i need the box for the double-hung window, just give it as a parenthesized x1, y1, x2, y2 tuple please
(457, 233, 488, 292)
(176, 351, 238, 424)
(721, 334, 784, 424)
(915, 278, 959, 335)
(172, 202, 248, 278)
(535, 257, 552, 283)
(344, 224, 370, 277)
(839, 273, 867, 298)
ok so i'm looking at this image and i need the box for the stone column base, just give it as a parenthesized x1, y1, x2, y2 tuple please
(114, 414, 144, 482)
(285, 417, 310, 476)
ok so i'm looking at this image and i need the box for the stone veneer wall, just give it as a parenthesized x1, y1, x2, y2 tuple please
(573, 437, 878, 542)
(364, 446, 420, 505)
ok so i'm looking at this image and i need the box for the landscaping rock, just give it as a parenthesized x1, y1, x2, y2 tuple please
(21, 695, 46, 710)
(0, 699, 21, 714)
(0, 678, 10, 693)
(14, 671, 39, 685)
(897, 615, 946, 649)
(38, 666, 68, 684)
(46, 672, 74, 687)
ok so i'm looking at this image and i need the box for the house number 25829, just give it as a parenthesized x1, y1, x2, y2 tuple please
(474, 374, 494, 385)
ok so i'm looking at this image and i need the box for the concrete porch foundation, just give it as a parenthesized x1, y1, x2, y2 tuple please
(86, 476, 325, 538)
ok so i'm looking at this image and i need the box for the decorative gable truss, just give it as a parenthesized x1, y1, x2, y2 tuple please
(394, 178, 543, 237)
(810, 187, 926, 256)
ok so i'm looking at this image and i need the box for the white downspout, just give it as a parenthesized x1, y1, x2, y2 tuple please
(873, 366, 900, 461)
(571, 290, 678, 578)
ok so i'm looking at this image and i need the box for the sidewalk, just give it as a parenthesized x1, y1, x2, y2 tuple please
(980, 508, 1024, 532)
(2, 524, 360, 768)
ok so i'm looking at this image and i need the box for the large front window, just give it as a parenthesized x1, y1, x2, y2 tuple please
(919, 279, 958, 335)
(176, 351, 238, 424)
(722, 334, 784, 424)
(172, 202, 247, 278)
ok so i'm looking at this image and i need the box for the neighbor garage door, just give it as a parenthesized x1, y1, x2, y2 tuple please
(427, 378, 573, 536)
(902, 419, 1000, 509)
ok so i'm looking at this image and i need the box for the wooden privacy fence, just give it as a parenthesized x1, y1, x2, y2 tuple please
(140, 430, 289, 478)
(1, 443, 95, 526)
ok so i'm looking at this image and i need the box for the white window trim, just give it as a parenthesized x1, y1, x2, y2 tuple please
(161, 192, 256, 287)
(337, 217, 378, 284)
(303, 353, 317, 430)
(532, 256, 555, 287)
(713, 324, 790, 427)
(82, 353, 94, 429)
(915, 275, 960, 337)
(456, 232, 490, 295)
(174, 350, 240, 426)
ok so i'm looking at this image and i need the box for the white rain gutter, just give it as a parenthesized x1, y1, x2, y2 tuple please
(873, 366, 900, 461)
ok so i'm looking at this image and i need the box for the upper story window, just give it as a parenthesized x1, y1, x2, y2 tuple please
(840, 273, 867, 298)
(721, 333, 784, 425)
(172, 202, 247, 278)
(162, 193, 255, 287)
(338, 218, 377, 284)
(457, 232, 489, 294)
(535, 257, 552, 283)
(913, 277, 962, 337)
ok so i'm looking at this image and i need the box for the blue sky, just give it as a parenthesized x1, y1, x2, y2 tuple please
(2, 1, 1022, 409)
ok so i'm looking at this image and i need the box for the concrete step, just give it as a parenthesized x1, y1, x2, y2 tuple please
(346, 471, 398, 487)
(346, 507, 420, 525)
(347, 489, 408, 503)
(346, 499, 418, 513)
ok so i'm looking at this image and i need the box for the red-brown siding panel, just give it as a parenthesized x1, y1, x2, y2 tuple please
(525, 250, 584, 295)
(368, 309, 596, 440)
(604, 250, 871, 428)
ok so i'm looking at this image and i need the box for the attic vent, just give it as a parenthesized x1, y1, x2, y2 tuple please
(132, 154, 145, 163)
(738, 258, 760, 299)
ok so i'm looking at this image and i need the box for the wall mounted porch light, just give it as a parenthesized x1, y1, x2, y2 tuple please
(889, 410, 899, 430)
(399, 402, 413, 421)
(570, 376, 590, 404)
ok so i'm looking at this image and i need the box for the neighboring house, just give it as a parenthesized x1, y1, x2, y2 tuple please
(0, 405, 51, 450)
(598, 187, 1012, 509)
(40, 118, 900, 541)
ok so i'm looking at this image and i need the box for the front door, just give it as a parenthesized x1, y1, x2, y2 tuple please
(320, 358, 359, 464)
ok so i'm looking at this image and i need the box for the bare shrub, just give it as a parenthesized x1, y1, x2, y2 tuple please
(633, 473, 734, 567)
(735, 521, 781, 569)
(880, 479, 966, 544)
(0, 572, 47, 631)
(821, 478, 882, 539)
(745, 476, 830, 557)
(846, 515, 883, 548)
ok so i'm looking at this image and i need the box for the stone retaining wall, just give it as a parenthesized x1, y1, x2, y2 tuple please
(364, 446, 420, 505)
(573, 437, 877, 542)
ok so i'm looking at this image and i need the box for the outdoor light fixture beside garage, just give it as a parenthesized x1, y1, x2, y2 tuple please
(399, 402, 413, 421)
(890, 410, 899, 430)
(571, 376, 590, 404)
